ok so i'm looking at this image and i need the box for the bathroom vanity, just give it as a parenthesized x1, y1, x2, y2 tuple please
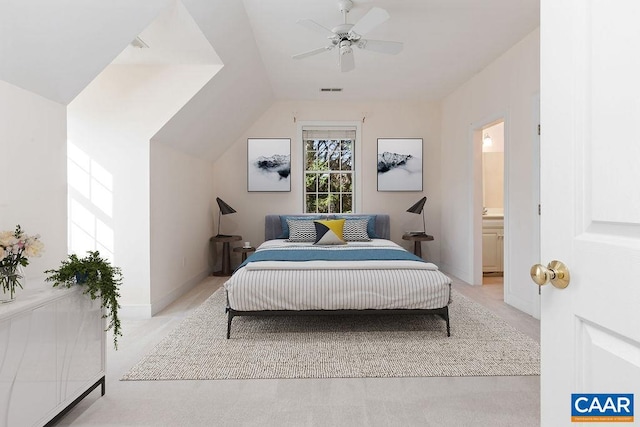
(482, 210, 504, 274)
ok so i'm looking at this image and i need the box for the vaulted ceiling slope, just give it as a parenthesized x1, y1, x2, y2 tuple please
(0, 0, 173, 105)
(151, 0, 274, 160)
(1, 1, 538, 159)
(0, 0, 274, 160)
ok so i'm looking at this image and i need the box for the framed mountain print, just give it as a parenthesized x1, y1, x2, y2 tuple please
(377, 138, 423, 191)
(247, 138, 291, 192)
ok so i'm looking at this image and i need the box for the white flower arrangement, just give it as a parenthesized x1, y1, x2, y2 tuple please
(0, 225, 44, 300)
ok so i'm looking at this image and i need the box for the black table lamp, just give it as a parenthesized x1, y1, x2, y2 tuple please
(216, 197, 236, 237)
(406, 196, 427, 234)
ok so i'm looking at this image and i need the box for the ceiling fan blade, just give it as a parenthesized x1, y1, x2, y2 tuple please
(349, 7, 390, 37)
(339, 49, 355, 72)
(292, 46, 333, 60)
(356, 39, 403, 55)
(297, 19, 335, 37)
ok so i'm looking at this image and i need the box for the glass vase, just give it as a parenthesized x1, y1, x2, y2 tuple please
(0, 265, 24, 303)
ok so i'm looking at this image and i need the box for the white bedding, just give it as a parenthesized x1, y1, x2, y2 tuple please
(224, 239, 452, 312)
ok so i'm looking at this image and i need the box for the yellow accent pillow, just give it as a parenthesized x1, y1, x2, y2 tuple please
(313, 219, 346, 245)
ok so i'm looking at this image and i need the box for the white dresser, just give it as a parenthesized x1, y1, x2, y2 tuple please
(0, 286, 105, 427)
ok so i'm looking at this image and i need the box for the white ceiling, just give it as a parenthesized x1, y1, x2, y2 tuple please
(112, 1, 222, 66)
(0, 0, 539, 158)
(0, 0, 173, 105)
(0, 0, 275, 159)
(242, 0, 539, 101)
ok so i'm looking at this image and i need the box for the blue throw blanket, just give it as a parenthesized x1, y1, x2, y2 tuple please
(235, 247, 424, 272)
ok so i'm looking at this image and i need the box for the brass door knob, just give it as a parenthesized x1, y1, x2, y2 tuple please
(530, 260, 570, 289)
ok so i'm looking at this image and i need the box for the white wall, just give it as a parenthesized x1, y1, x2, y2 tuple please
(68, 64, 216, 317)
(149, 141, 215, 315)
(440, 28, 540, 315)
(0, 80, 67, 286)
(482, 122, 505, 209)
(67, 68, 152, 314)
(483, 151, 504, 209)
(212, 100, 442, 268)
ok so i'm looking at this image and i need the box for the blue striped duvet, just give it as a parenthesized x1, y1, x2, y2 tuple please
(236, 247, 424, 271)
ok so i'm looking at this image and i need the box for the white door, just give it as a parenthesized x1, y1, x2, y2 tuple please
(540, 0, 640, 425)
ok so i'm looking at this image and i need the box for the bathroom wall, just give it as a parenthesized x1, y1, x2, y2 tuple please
(482, 122, 504, 211)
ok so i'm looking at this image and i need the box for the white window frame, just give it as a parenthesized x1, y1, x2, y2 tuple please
(296, 121, 362, 213)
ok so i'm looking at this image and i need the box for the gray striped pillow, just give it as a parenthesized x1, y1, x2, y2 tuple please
(286, 219, 316, 242)
(343, 218, 371, 241)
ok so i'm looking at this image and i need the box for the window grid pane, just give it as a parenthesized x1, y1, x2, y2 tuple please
(303, 134, 355, 214)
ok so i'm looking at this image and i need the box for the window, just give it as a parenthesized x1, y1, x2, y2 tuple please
(303, 127, 356, 213)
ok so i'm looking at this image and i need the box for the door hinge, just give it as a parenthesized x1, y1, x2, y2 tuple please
(538, 124, 541, 136)
(538, 204, 541, 215)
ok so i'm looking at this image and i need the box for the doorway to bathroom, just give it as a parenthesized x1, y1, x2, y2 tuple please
(481, 121, 505, 288)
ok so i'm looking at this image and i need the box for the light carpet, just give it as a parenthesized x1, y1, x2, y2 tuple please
(122, 288, 539, 380)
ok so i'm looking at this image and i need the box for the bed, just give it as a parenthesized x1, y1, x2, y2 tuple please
(223, 214, 452, 338)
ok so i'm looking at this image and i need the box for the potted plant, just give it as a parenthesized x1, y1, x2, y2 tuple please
(45, 251, 123, 349)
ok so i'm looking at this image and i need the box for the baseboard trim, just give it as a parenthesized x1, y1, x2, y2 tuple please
(150, 269, 211, 316)
(504, 293, 535, 318)
(439, 263, 472, 285)
(120, 304, 152, 319)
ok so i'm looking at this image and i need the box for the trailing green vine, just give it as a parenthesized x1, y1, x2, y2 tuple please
(45, 251, 123, 349)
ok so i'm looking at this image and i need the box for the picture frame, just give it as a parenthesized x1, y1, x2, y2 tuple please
(377, 138, 423, 192)
(247, 138, 291, 192)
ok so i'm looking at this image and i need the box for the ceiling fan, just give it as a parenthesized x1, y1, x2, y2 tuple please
(292, 0, 403, 72)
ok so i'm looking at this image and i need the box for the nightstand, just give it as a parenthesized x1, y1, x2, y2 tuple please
(402, 233, 434, 258)
(210, 235, 242, 276)
(233, 246, 256, 262)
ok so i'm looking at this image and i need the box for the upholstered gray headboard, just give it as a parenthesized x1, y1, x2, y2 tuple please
(265, 214, 390, 241)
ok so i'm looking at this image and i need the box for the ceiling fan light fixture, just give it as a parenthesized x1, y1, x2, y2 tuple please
(339, 40, 352, 55)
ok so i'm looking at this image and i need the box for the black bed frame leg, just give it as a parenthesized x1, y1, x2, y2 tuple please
(227, 311, 234, 339)
(438, 307, 451, 337)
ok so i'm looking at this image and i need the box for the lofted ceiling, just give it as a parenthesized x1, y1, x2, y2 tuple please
(0, 0, 173, 105)
(242, 0, 539, 101)
(0, 0, 539, 158)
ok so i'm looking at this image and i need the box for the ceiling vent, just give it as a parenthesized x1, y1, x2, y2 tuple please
(320, 88, 343, 92)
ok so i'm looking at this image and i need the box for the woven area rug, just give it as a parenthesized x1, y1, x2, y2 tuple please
(122, 288, 539, 380)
